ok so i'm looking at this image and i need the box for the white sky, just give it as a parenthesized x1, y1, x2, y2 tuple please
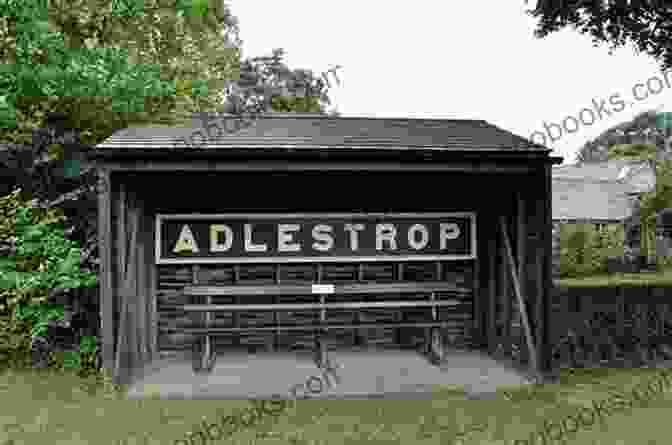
(228, 0, 672, 165)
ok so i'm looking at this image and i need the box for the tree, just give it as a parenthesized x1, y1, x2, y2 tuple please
(0, 0, 242, 149)
(0, 0, 343, 320)
(226, 48, 341, 115)
(575, 110, 672, 164)
(0, 0, 245, 287)
(526, 1, 672, 71)
(606, 142, 672, 260)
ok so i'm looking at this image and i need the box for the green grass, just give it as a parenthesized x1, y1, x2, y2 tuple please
(2, 365, 672, 444)
(555, 265, 672, 288)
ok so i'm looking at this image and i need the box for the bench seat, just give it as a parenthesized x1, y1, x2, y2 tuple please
(181, 281, 471, 373)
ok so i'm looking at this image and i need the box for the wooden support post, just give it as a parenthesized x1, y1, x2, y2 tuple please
(516, 191, 528, 365)
(487, 224, 497, 355)
(540, 164, 554, 377)
(114, 184, 139, 384)
(233, 264, 240, 349)
(146, 203, 157, 363)
(428, 292, 444, 363)
(500, 216, 539, 379)
(273, 264, 280, 351)
(534, 244, 545, 371)
(470, 237, 480, 348)
(397, 263, 405, 345)
(136, 194, 148, 365)
(191, 264, 215, 373)
(499, 220, 510, 358)
(315, 264, 329, 367)
(356, 264, 363, 346)
(97, 169, 114, 372)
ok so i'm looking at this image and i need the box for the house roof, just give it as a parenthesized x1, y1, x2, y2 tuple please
(90, 113, 553, 159)
(552, 177, 636, 222)
(552, 159, 655, 194)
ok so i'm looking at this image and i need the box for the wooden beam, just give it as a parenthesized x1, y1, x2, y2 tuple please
(182, 300, 463, 312)
(101, 160, 535, 174)
(541, 165, 553, 375)
(126, 193, 140, 373)
(472, 232, 480, 346)
(112, 182, 126, 383)
(113, 183, 130, 382)
(487, 217, 497, 355)
(183, 281, 472, 296)
(147, 203, 158, 361)
(136, 193, 148, 363)
(173, 321, 464, 333)
(97, 168, 114, 371)
(516, 191, 528, 365)
(499, 218, 510, 358)
(500, 216, 539, 379)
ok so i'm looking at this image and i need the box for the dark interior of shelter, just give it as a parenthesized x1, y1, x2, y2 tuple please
(119, 170, 518, 355)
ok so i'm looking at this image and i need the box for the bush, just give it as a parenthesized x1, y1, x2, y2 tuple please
(0, 188, 68, 315)
(0, 187, 97, 372)
(0, 314, 33, 370)
(559, 223, 625, 278)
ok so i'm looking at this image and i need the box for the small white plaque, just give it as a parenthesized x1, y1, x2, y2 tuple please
(312, 284, 335, 294)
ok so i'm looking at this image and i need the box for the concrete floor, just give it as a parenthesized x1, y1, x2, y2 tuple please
(124, 347, 536, 400)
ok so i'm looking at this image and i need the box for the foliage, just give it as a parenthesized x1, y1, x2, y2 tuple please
(0, 0, 242, 142)
(0, 0, 342, 380)
(575, 110, 672, 164)
(230, 48, 341, 115)
(532, 0, 672, 256)
(0, 313, 32, 369)
(556, 266, 672, 288)
(0, 49, 343, 299)
(0, 204, 97, 304)
(559, 223, 625, 278)
(271, 95, 323, 113)
(639, 158, 672, 255)
(0, 185, 96, 370)
(13, 302, 65, 338)
(0, 187, 72, 314)
(48, 335, 99, 376)
(606, 142, 672, 258)
(525, 1, 672, 71)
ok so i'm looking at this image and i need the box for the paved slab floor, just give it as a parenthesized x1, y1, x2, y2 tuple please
(124, 347, 536, 400)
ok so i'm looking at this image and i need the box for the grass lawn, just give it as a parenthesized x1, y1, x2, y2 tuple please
(554, 265, 672, 288)
(2, 364, 672, 444)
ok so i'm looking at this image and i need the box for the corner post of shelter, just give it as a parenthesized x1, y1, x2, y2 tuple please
(538, 163, 554, 377)
(485, 204, 498, 357)
(104, 175, 155, 386)
(97, 168, 114, 374)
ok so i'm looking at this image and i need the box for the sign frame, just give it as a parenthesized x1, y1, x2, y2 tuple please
(155, 212, 477, 264)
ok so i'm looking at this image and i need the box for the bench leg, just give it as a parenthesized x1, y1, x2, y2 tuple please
(192, 334, 217, 374)
(427, 328, 445, 365)
(314, 333, 330, 369)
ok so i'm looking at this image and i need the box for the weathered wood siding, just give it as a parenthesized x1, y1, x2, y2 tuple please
(157, 261, 475, 354)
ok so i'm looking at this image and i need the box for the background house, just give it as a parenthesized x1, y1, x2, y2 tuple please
(551, 159, 656, 277)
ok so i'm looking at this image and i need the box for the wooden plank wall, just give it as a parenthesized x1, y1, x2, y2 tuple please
(156, 261, 475, 355)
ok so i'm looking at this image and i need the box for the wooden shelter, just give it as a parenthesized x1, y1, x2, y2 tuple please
(88, 113, 563, 385)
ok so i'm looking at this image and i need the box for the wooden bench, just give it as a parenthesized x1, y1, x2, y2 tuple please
(178, 282, 471, 373)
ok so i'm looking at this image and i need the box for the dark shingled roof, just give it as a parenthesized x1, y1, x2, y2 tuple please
(92, 113, 550, 156)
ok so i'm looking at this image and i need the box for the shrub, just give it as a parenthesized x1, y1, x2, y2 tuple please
(47, 335, 100, 377)
(0, 188, 68, 315)
(559, 223, 625, 278)
(0, 187, 97, 371)
(0, 314, 32, 370)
